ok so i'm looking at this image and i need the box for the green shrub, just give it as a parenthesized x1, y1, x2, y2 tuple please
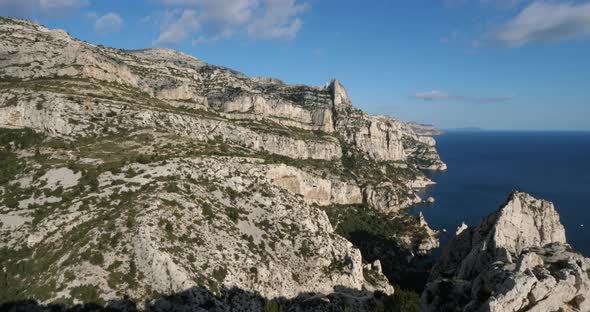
(70, 284, 103, 304)
(165, 221, 173, 234)
(0, 128, 45, 185)
(212, 267, 227, 282)
(4, 96, 18, 107)
(0, 128, 45, 149)
(78, 168, 99, 192)
(164, 182, 180, 193)
(389, 286, 421, 312)
(225, 187, 241, 201)
(90, 253, 104, 266)
(264, 300, 284, 312)
(225, 206, 240, 223)
(201, 202, 215, 221)
(0, 150, 23, 185)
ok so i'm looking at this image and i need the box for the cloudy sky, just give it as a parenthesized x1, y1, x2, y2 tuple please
(2, 0, 590, 130)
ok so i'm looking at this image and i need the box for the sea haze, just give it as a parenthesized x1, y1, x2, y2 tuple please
(413, 131, 590, 256)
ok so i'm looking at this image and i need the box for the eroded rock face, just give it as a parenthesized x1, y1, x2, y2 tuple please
(266, 164, 362, 206)
(421, 191, 590, 312)
(352, 116, 406, 161)
(0, 17, 446, 170)
(0, 90, 343, 160)
(363, 183, 422, 214)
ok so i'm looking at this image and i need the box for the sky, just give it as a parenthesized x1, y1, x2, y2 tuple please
(1, 0, 589, 130)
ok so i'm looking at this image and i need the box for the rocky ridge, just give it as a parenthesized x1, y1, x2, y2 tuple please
(0, 17, 444, 309)
(421, 191, 590, 312)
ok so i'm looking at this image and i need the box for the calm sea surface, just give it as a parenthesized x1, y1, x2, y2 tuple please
(412, 131, 590, 256)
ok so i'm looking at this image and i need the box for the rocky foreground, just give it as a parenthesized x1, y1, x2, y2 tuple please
(421, 191, 590, 312)
(0, 17, 444, 310)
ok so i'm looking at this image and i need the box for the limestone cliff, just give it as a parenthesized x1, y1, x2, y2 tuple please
(0, 17, 445, 170)
(421, 191, 590, 312)
(0, 17, 443, 309)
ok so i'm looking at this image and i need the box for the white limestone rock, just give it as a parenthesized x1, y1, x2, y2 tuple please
(406, 176, 436, 189)
(416, 212, 440, 255)
(39, 167, 81, 189)
(265, 164, 362, 206)
(328, 79, 352, 110)
(455, 222, 468, 236)
(421, 191, 590, 312)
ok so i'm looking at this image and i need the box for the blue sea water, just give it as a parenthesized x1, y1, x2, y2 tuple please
(412, 131, 590, 257)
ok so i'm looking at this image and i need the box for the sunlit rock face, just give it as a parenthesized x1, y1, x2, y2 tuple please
(0, 16, 461, 310)
(421, 191, 590, 312)
(1, 16, 447, 168)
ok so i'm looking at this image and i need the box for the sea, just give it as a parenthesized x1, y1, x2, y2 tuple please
(412, 131, 590, 257)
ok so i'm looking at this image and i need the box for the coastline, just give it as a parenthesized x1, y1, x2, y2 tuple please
(412, 130, 590, 256)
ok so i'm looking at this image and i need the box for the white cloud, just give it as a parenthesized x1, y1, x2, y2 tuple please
(491, 1, 590, 47)
(0, 0, 88, 18)
(445, 0, 525, 9)
(158, 0, 256, 27)
(247, 0, 307, 40)
(413, 90, 513, 103)
(414, 90, 452, 101)
(479, 0, 525, 10)
(153, 9, 200, 45)
(94, 12, 124, 36)
(152, 0, 308, 46)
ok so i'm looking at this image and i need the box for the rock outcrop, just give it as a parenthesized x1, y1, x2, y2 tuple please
(421, 191, 590, 312)
(362, 183, 422, 214)
(328, 79, 352, 111)
(416, 212, 440, 256)
(266, 164, 362, 206)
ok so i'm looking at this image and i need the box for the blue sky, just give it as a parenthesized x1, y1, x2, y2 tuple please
(2, 0, 590, 130)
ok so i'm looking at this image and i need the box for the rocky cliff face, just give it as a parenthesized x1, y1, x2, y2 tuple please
(0, 17, 446, 170)
(421, 191, 590, 312)
(0, 17, 443, 309)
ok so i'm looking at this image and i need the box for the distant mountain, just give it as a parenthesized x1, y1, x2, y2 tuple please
(406, 123, 443, 136)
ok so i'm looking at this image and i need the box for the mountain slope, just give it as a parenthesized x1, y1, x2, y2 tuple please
(0, 17, 444, 309)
